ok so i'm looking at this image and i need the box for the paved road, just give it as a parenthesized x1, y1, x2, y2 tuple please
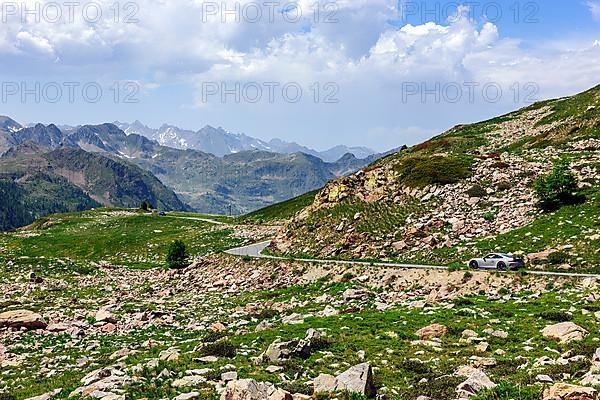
(143, 214, 226, 225)
(167, 216, 226, 225)
(225, 240, 600, 279)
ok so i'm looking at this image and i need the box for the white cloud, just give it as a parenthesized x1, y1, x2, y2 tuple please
(0, 1, 598, 149)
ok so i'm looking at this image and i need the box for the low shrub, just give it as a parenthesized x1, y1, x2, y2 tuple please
(403, 376, 464, 400)
(496, 181, 512, 191)
(341, 272, 354, 282)
(483, 212, 496, 222)
(467, 184, 487, 198)
(199, 340, 237, 358)
(548, 251, 569, 265)
(166, 240, 188, 269)
(202, 331, 226, 343)
(493, 161, 511, 169)
(454, 297, 475, 306)
(297, 337, 333, 359)
(395, 156, 472, 187)
(448, 262, 466, 272)
(254, 308, 279, 320)
(537, 311, 573, 322)
(472, 382, 540, 400)
(280, 381, 313, 396)
(545, 358, 591, 380)
(399, 359, 432, 375)
(534, 159, 580, 211)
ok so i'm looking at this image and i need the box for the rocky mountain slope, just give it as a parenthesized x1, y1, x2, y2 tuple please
(271, 85, 600, 271)
(116, 120, 376, 161)
(1, 121, 379, 214)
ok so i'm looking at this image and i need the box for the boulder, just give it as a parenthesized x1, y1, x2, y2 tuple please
(172, 376, 206, 388)
(222, 371, 238, 382)
(159, 347, 180, 362)
(336, 362, 376, 397)
(456, 370, 496, 398)
(416, 324, 448, 340)
(0, 310, 47, 330)
(542, 383, 597, 400)
(542, 322, 587, 344)
(281, 313, 304, 325)
(24, 389, 62, 400)
(265, 329, 322, 363)
(220, 379, 290, 400)
(174, 393, 200, 400)
(95, 308, 117, 324)
(313, 363, 376, 397)
(342, 288, 370, 301)
(265, 339, 296, 363)
(314, 374, 337, 393)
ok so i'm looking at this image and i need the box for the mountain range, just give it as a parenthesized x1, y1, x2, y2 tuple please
(114, 121, 376, 161)
(0, 117, 385, 228)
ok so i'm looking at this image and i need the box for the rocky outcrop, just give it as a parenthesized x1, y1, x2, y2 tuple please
(270, 102, 600, 264)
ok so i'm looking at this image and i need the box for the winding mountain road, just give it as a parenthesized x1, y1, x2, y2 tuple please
(225, 240, 600, 279)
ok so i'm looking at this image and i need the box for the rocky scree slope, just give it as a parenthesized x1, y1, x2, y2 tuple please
(271, 85, 600, 270)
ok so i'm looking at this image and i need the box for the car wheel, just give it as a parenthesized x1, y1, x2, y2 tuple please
(497, 261, 507, 271)
(469, 260, 479, 269)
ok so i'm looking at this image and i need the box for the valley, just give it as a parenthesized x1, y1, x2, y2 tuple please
(0, 119, 379, 224)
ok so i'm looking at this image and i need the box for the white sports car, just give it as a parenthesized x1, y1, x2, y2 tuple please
(468, 253, 525, 271)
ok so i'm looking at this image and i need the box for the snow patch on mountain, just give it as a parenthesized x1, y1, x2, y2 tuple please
(115, 121, 376, 161)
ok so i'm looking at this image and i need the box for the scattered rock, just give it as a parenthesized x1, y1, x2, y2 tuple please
(457, 370, 496, 398)
(95, 307, 117, 324)
(220, 379, 291, 400)
(542, 383, 598, 400)
(222, 371, 238, 382)
(159, 347, 180, 362)
(0, 310, 47, 330)
(25, 388, 62, 400)
(174, 392, 200, 400)
(542, 322, 588, 344)
(313, 363, 376, 397)
(416, 324, 448, 340)
(281, 313, 304, 325)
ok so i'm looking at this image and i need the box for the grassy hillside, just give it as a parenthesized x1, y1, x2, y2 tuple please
(0, 209, 245, 270)
(237, 190, 319, 223)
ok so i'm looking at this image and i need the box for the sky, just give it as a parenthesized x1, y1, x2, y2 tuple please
(0, 0, 599, 152)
